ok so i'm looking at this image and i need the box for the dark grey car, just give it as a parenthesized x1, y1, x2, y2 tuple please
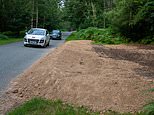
(50, 30, 62, 40)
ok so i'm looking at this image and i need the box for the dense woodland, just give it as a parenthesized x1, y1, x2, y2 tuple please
(0, 0, 154, 42)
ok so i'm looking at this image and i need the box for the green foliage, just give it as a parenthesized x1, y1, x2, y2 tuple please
(66, 32, 79, 41)
(106, 0, 154, 43)
(139, 37, 154, 45)
(131, 1, 154, 40)
(2, 31, 25, 38)
(7, 97, 154, 115)
(0, 0, 31, 32)
(148, 88, 154, 92)
(63, 0, 113, 30)
(2, 31, 17, 37)
(0, 34, 8, 39)
(142, 102, 154, 115)
(19, 31, 26, 37)
(67, 27, 126, 44)
(0, 0, 153, 43)
(7, 98, 99, 115)
(0, 0, 62, 32)
(64, 0, 153, 44)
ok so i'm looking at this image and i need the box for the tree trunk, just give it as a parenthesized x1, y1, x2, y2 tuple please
(43, 16, 45, 28)
(1, 0, 5, 8)
(110, 0, 113, 9)
(31, 0, 34, 28)
(36, 0, 38, 28)
(104, 0, 106, 28)
(91, 2, 96, 26)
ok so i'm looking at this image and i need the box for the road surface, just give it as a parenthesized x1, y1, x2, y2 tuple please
(0, 33, 71, 93)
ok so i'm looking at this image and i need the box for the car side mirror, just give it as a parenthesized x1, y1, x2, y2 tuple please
(25, 32, 28, 35)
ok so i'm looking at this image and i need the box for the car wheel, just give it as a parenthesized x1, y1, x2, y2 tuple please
(47, 41, 50, 46)
(24, 44, 27, 47)
(43, 41, 47, 48)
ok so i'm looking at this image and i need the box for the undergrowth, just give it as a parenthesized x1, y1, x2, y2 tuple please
(67, 27, 154, 44)
(0, 34, 9, 39)
(67, 27, 127, 44)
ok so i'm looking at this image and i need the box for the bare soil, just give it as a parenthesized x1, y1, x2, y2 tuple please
(1, 41, 154, 114)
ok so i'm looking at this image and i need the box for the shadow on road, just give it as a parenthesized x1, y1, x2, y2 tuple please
(23, 38, 66, 49)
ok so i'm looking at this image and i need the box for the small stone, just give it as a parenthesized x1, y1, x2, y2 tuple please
(147, 79, 153, 82)
(134, 87, 139, 89)
(19, 92, 22, 94)
(12, 89, 18, 93)
(45, 80, 50, 84)
(35, 84, 39, 87)
(79, 105, 84, 108)
(5, 91, 9, 94)
(80, 61, 84, 65)
(77, 71, 82, 74)
(19, 94, 23, 97)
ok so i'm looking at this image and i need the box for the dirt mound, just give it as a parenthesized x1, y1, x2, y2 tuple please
(2, 41, 154, 113)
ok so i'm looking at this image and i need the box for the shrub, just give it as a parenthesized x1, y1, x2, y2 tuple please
(67, 27, 126, 44)
(66, 32, 79, 41)
(0, 34, 9, 39)
(139, 36, 154, 44)
(19, 31, 26, 37)
(2, 31, 26, 38)
(2, 31, 15, 37)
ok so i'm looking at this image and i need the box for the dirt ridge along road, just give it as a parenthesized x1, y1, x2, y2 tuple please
(1, 40, 154, 114)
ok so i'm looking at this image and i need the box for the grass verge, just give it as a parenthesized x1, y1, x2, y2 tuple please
(0, 38, 22, 45)
(7, 98, 99, 115)
(7, 98, 154, 115)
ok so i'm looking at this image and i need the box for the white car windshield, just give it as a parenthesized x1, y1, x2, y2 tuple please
(28, 29, 45, 35)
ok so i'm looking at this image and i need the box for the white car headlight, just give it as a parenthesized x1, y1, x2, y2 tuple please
(40, 38, 45, 43)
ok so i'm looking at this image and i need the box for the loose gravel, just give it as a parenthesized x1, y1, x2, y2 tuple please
(0, 41, 154, 114)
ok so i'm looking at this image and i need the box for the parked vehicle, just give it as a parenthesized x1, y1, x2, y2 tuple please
(24, 28, 50, 47)
(50, 30, 62, 40)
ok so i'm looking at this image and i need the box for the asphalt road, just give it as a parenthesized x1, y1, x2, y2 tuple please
(0, 34, 70, 93)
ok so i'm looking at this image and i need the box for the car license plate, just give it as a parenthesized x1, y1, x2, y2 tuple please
(30, 41, 37, 44)
(52, 35, 57, 38)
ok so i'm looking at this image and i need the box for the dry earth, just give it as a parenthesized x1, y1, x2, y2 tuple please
(0, 40, 154, 114)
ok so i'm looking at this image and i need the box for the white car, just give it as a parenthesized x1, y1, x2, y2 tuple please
(24, 28, 50, 47)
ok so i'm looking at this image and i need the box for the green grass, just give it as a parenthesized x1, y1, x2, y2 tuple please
(0, 38, 22, 45)
(7, 98, 154, 115)
(142, 102, 154, 115)
(7, 98, 99, 115)
(148, 88, 154, 92)
(66, 27, 127, 45)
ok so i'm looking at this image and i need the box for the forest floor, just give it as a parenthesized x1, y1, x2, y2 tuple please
(0, 40, 154, 114)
